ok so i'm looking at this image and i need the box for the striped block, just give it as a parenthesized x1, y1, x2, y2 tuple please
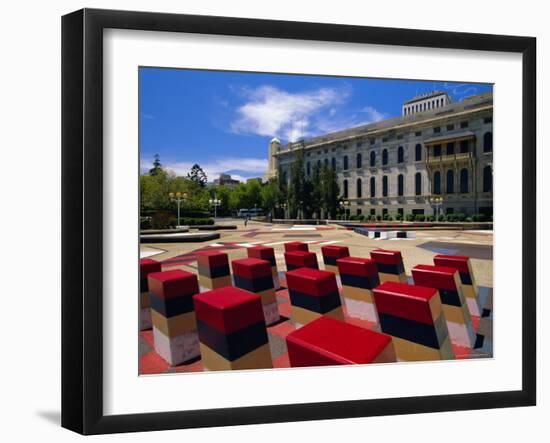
(196, 250, 231, 289)
(139, 258, 161, 330)
(285, 268, 343, 327)
(286, 316, 396, 367)
(248, 245, 280, 289)
(412, 264, 476, 348)
(321, 245, 350, 273)
(372, 282, 454, 361)
(284, 250, 319, 271)
(433, 254, 481, 317)
(193, 286, 272, 371)
(284, 241, 309, 252)
(336, 257, 380, 322)
(148, 270, 200, 365)
(232, 258, 280, 325)
(370, 249, 407, 283)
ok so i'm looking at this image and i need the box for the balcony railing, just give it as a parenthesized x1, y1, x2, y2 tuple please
(426, 152, 473, 164)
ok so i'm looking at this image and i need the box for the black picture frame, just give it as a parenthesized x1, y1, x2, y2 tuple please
(62, 8, 537, 435)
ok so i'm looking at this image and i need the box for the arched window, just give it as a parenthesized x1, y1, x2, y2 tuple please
(382, 149, 388, 165)
(460, 140, 469, 153)
(434, 171, 441, 194)
(343, 179, 348, 198)
(483, 132, 493, 152)
(343, 155, 349, 170)
(460, 168, 469, 193)
(370, 177, 376, 197)
(398, 174, 404, 196)
(331, 157, 336, 170)
(415, 172, 422, 195)
(415, 144, 422, 161)
(446, 170, 454, 194)
(370, 151, 376, 167)
(382, 176, 388, 197)
(398, 146, 404, 163)
(446, 142, 455, 155)
(483, 165, 493, 192)
(356, 153, 362, 168)
(306, 162, 311, 176)
(356, 178, 362, 198)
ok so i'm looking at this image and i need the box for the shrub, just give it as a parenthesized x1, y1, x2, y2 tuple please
(415, 214, 426, 222)
(427, 215, 435, 222)
(376, 215, 382, 221)
(140, 217, 152, 229)
(151, 212, 177, 229)
(182, 217, 214, 226)
(465, 216, 473, 222)
(437, 214, 446, 222)
(405, 214, 415, 222)
(358, 215, 365, 221)
(395, 213, 403, 221)
(456, 213, 466, 222)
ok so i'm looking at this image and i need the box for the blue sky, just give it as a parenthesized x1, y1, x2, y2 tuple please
(139, 68, 492, 182)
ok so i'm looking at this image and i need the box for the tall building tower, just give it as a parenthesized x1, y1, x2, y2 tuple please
(265, 137, 281, 179)
(402, 91, 452, 116)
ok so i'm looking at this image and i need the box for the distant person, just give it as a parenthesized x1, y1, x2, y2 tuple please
(244, 215, 249, 227)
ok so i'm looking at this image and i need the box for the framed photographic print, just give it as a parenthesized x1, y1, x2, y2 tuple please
(61, 8, 536, 435)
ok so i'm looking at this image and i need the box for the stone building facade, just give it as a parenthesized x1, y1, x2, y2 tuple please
(266, 91, 493, 218)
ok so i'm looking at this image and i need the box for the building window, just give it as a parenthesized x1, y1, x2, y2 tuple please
(357, 142, 363, 148)
(434, 171, 441, 194)
(331, 157, 336, 170)
(370, 138, 376, 145)
(343, 155, 348, 170)
(306, 162, 311, 176)
(370, 151, 376, 167)
(357, 208, 362, 216)
(317, 159, 321, 168)
(398, 174, 404, 196)
(433, 126, 441, 134)
(382, 149, 388, 165)
(415, 172, 422, 195)
(446, 124, 454, 131)
(382, 137, 388, 142)
(398, 208, 404, 216)
(460, 121, 469, 129)
(483, 132, 493, 152)
(343, 179, 348, 198)
(397, 134, 404, 140)
(397, 146, 404, 163)
(383, 208, 388, 216)
(324, 158, 329, 167)
(370, 208, 376, 215)
(446, 170, 455, 193)
(460, 140, 469, 153)
(446, 142, 455, 155)
(484, 116, 493, 124)
(446, 207, 454, 215)
(356, 178, 362, 198)
(415, 144, 422, 161)
(383, 176, 388, 197)
(370, 177, 376, 197)
(483, 166, 493, 192)
(460, 168, 469, 193)
(415, 131, 422, 137)
(433, 144, 442, 157)
(356, 153, 362, 168)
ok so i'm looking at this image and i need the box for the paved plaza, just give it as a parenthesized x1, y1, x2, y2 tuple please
(139, 220, 493, 375)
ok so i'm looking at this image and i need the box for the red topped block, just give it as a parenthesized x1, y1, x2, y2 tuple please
(196, 250, 229, 268)
(286, 316, 392, 366)
(140, 258, 161, 278)
(193, 286, 264, 334)
(321, 245, 350, 258)
(284, 251, 318, 268)
(336, 257, 378, 277)
(433, 255, 470, 274)
(247, 245, 275, 260)
(411, 264, 459, 291)
(231, 258, 272, 279)
(370, 249, 403, 265)
(285, 268, 337, 296)
(373, 282, 438, 325)
(284, 242, 309, 252)
(147, 270, 199, 300)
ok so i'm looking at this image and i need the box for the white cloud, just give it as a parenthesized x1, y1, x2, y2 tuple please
(140, 157, 268, 183)
(315, 106, 389, 134)
(230, 85, 348, 142)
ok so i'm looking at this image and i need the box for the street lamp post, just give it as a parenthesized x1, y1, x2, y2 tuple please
(339, 200, 350, 221)
(209, 195, 221, 220)
(168, 191, 188, 227)
(429, 196, 443, 219)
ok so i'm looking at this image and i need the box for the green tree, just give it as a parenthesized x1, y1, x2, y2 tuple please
(320, 165, 340, 219)
(310, 163, 323, 219)
(187, 164, 208, 188)
(149, 154, 163, 176)
(261, 177, 280, 219)
(288, 150, 307, 219)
